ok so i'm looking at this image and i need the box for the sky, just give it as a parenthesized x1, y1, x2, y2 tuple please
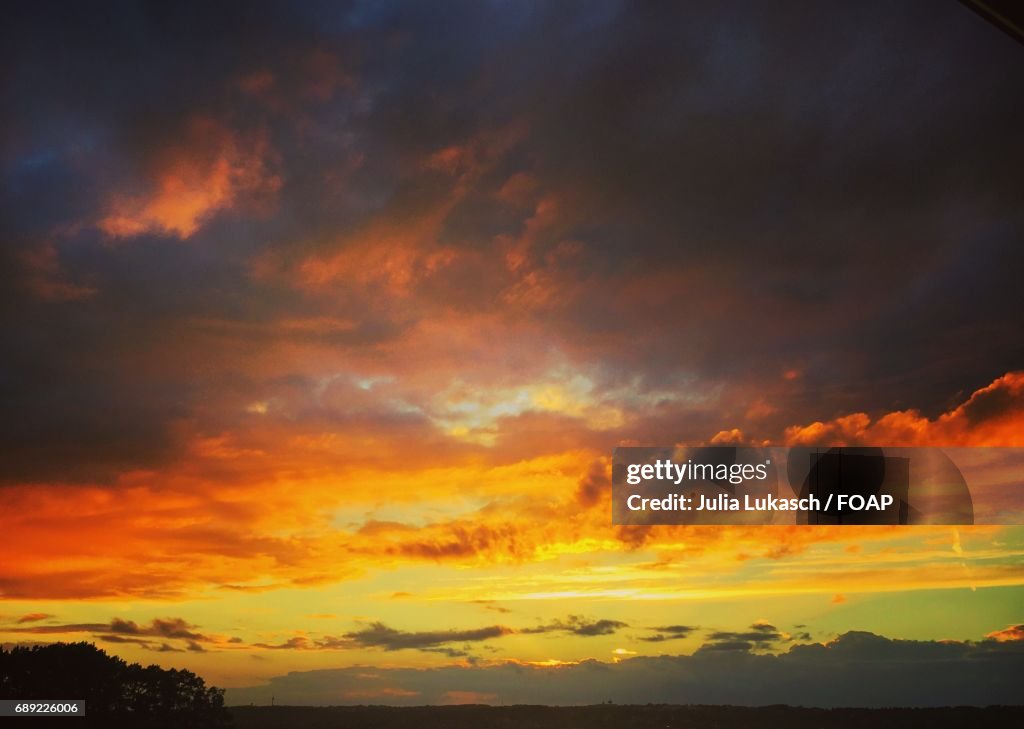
(2, 0, 1024, 707)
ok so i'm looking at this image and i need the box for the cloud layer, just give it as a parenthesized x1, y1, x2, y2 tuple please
(2, 0, 1023, 701)
(227, 630, 1024, 707)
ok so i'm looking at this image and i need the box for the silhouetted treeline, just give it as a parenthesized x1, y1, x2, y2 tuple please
(0, 642, 229, 728)
(229, 703, 1024, 729)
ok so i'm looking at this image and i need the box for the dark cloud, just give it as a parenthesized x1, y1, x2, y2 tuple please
(6, 623, 108, 635)
(105, 617, 208, 641)
(575, 458, 610, 508)
(522, 616, 628, 638)
(227, 631, 1024, 707)
(6, 616, 211, 649)
(252, 637, 312, 651)
(652, 625, 697, 635)
(640, 625, 698, 642)
(703, 621, 783, 650)
(699, 640, 756, 652)
(107, 618, 141, 634)
(97, 634, 173, 652)
(247, 617, 629, 654)
(338, 622, 513, 652)
(1, 0, 1022, 486)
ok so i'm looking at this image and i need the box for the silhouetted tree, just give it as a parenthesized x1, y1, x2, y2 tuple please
(0, 642, 229, 728)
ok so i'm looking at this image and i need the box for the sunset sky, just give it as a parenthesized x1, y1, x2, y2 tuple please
(2, 1, 1024, 706)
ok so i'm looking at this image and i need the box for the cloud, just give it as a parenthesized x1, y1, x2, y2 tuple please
(97, 117, 281, 240)
(5, 617, 213, 652)
(337, 622, 514, 652)
(522, 616, 628, 638)
(783, 372, 1024, 447)
(2, 0, 1024, 620)
(0, 447, 1010, 602)
(5, 623, 108, 635)
(242, 616, 630, 655)
(19, 243, 97, 302)
(109, 617, 208, 642)
(5, 0, 1020, 484)
(100, 635, 175, 649)
(575, 457, 611, 507)
(16, 613, 53, 624)
(986, 624, 1024, 642)
(701, 622, 783, 652)
(227, 630, 1024, 708)
(252, 636, 312, 651)
(639, 625, 698, 643)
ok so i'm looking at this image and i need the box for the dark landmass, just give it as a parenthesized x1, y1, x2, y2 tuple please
(229, 704, 1024, 729)
(1, 643, 228, 728)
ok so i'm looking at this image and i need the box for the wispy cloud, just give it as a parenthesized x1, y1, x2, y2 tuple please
(639, 625, 698, 642)
(521, 616, 628, 637)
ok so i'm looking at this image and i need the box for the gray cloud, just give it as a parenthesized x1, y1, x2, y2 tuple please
(702, 621, 783, 651)
(5, 616, 211, 653)
(227, 631, 1024, 707)
(640, 625, 698, 643)
(2, 0, 1022, 486)
(521, 616, 628, 637)
(336, 622, 513, 652)
(249, 617, 630, 654)
(107, 617, 207, 641)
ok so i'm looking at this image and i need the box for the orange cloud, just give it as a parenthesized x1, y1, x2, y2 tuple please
(98, 117, 280, 240)
(784, 372, 1024, 447)
(985, 624, 1024, 642)
(710, 428, 744, 445)
(259, 122, 530, 302)
(17, 613, 54, 623)
(0, 430, 888, 601)
(4, 372, 1022, 601)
